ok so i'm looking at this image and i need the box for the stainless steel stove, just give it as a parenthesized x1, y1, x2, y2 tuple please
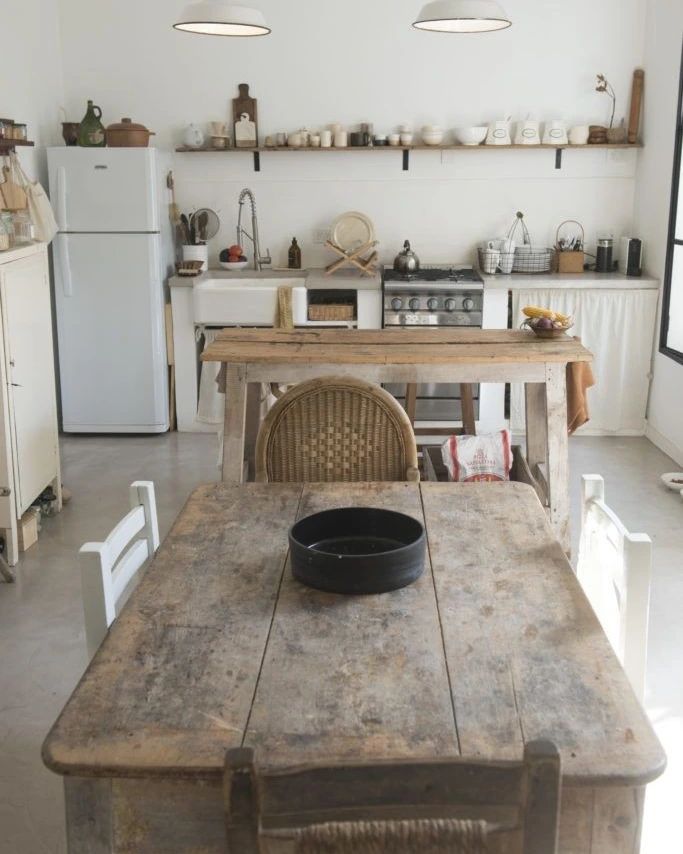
(382, 264, 485, 425)
(383, 265, 484, 327)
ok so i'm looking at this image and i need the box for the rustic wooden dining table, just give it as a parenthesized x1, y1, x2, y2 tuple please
(202, 328, 593, 553)
(43, 481, 664, 854)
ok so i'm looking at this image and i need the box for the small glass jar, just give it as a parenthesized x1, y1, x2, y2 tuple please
(11, 210, 33, 245)
(12, 123, 27, 141)
(0, 119, 10, 140)
(0, 217, 10, 252)
(0, 212, 15, 250)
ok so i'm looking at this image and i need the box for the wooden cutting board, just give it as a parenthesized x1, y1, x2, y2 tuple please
(232, 83, 258, 148)
(1, 165, 27, 211)
(628, 69, 645, 144)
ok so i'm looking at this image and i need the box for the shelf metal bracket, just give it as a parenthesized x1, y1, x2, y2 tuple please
(555, 148, 563, 170)
(253, 151, 261, 172)
(402, 149, 410, 171)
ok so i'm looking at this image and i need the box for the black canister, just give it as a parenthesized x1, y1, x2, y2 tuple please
(596, 237, 614, 273)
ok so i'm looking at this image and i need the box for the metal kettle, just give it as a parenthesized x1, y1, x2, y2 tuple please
(393, 240, 420, 274)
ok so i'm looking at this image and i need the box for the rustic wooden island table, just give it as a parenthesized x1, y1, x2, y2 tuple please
(202, 328, 592, 553)
(43, 481, 664, 853)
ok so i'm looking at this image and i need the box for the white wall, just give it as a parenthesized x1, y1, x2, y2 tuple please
(4, 0, 64, 184)
(635, 2, 683, 465)
(56, 0, 646, 267)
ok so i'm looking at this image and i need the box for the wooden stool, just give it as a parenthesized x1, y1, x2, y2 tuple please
(405, 383, 476, 436)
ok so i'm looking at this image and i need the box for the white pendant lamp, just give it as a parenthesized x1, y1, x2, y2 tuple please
(413, 0, 511, 33)
(174, 2, 270, 36)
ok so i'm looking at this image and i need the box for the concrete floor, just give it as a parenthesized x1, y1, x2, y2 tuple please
(0, 433, 681, 853)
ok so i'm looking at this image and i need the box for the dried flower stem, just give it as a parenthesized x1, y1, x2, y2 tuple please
(595, 74, 616, 129)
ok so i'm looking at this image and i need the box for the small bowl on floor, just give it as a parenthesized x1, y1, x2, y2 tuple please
(289, 507, 426, 594)
(660, 472, 683, 492)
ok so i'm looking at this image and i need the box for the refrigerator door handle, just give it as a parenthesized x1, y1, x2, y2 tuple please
(56, 236, 73, 297)
(55, 166, 67, 229)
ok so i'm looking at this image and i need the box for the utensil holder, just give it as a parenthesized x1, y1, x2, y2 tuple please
(555, 220, 585, 274)
(182, 244, 208, 272)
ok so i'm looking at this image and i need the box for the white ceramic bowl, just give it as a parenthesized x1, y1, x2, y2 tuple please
(660, 472, 683, 491)
(422, 130, 444, 145)
(220, 260, 249, 271)
(454, 126, 488, 146)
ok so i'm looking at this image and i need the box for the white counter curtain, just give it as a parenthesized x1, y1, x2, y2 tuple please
(511, 288, 659, 435)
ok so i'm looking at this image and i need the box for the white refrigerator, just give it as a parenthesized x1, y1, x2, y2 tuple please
(48, 147, 172, 433)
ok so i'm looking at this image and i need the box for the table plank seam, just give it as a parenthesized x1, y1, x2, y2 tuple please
(240, 484, 305, 748)
(417, 483, 462, 756)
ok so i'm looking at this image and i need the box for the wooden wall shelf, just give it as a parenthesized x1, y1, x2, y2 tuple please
(175, 142, 642, 172)
(0, 139, 35, 152)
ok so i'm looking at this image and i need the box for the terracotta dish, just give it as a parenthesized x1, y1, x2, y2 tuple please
(105, 118, 155, 147)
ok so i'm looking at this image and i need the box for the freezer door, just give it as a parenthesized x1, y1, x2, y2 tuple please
(48, 147, 160, 233)
(53, 233, 169, 432)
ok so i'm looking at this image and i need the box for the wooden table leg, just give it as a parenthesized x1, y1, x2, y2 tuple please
(222, 364, 248, 483)
(545, 364, 570, 553)
(243, 384, 262, 482)
(405, 384, 417, 426)
(525, 382, 548, 476)
(460, 384, 476, 435)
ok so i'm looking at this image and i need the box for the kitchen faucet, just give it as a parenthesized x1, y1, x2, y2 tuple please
(236, 188, 271, 271)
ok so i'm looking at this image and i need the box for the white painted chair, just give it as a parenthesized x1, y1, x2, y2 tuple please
(80, 481, 160, 659)
(577, 474, 652, 702)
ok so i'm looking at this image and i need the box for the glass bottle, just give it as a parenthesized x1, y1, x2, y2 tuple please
(288, 238, 302, 269)
(0, 212, 15, 250)
(12, 210, 33, 245)
(78, 100, 106, 147)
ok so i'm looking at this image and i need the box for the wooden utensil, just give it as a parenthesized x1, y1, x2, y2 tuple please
(628, 69, 645, 144)
(0, 163, 27, 211)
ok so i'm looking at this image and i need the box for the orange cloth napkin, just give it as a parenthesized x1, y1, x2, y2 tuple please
(567, 360, 595, 434)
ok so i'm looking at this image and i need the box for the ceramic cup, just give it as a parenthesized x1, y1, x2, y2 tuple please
(568, 125, 590, 145)
(542, 121, 569, 145)
(514, 120, 541, 145)
(497, 238, 516, 273)
(480, 244, 501, 274)
(400, 132, 414, 146)
(321, 130, 332, 148)
(388, 133, 401, 146)
(310, 134, 321, 148)
(276, 132, 287, 146)
(486, 121, 511, 145)
(288, 132, 303, 148)
(334, 130, 348, 148)
(210, 121, 227, 136)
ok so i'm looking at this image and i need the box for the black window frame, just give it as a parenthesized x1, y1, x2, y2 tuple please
(661, 38, 683, 365)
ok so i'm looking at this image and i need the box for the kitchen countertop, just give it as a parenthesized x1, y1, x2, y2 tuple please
(169, 267, 381, 290)
(482, 270, 659, 290)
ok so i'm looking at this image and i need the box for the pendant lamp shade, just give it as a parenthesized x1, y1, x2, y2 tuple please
(413, 0, 511, 32)
(174, 2, 270, 36)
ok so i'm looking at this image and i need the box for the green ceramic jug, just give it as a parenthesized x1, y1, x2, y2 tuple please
(77, 100, 106, 147)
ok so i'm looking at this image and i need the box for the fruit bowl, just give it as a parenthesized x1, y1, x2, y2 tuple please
(219, 260, 249, 271)
(522, 317, 574, 338)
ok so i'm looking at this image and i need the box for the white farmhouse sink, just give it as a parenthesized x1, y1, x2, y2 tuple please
(193, 277, 307, 325)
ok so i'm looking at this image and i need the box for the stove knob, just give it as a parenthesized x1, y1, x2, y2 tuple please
(390, 297, 403, 311)
(409, 297, 420, 311)
(427, 297, 439, 311)
(445, 298, 457, 312)
(463, 297, 475, 311)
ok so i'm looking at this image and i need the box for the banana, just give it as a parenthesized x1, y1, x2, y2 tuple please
(522, 305, 570, 324)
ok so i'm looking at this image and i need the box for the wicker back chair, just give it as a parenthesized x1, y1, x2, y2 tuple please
(255, 376, 419, 483)
(224, 742, 561, 853)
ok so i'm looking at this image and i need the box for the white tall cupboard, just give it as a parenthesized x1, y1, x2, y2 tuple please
(0, 243, 61, 567)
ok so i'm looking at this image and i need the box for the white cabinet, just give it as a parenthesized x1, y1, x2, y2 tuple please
(0, 244, 61, 565)
(510, 288, 659, 435)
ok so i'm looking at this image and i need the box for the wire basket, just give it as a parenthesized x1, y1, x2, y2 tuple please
(508, 212, 554, 274)
(478, 247, 515, 275)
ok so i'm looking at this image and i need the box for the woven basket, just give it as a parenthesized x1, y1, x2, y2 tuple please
(308, 304, 355, 321)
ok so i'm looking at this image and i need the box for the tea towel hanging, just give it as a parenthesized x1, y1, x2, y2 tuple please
(11, 152, 59, 243)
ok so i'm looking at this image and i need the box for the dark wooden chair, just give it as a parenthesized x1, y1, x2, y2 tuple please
(224, 741, 561, 853)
